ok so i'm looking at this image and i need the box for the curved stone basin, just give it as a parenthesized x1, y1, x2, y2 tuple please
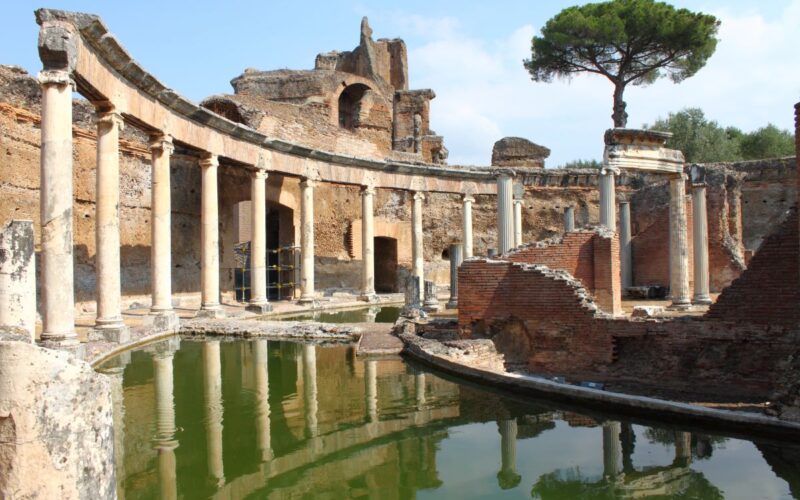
(97, 338, 800, 499)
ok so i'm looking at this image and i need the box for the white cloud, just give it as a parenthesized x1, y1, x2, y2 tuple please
(395, 1, 800, 167)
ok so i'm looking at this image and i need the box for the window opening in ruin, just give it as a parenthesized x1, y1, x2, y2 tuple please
(375, 237, 398, 293)
(441, 248, 450, 261)
(338, 83, 370, 130)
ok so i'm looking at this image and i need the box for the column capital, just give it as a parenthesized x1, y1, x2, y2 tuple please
(412, 191, 426, 201)
(37, 69, 75, 89)
(491, 168, 517, 179)
(513, 197, 524, 205)
(600, 166, 620, 176)
(462, 194, 475, 204)
(361, 184, 376, 196)
(148, 134, 174, 155)
(251, 168, 268, 180)
(95, 109, 125, 132)
(300, 177, 317, 189)
(199, 152, 219, 169)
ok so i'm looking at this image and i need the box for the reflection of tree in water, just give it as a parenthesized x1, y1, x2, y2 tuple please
(644, 428, 728, 460)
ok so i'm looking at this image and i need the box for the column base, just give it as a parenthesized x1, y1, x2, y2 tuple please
(667, 301, 693, 311)
(145, 310, 180, 332)
(358, 293, 379, 303)
(92, 321, 131, 343)
(246, 301, 273, 314)
(692, 295, 713, 305)
(195, 306, 226, 319)
(298, 296, 317, 306)
(38, 338, 85, 359)
(445, 300, 458, 310)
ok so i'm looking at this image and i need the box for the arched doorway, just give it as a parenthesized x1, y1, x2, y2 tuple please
(375, 237, 398, 293)
(338, 84, 370, 129)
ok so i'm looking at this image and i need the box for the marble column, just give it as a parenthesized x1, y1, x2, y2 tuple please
(93, 108, 129, 342)
(564, 206, 575, 232)
(152, 340, 179, 500)
(619, 201, 633, 291)
(692, 184, 712, 305)
(412, 192, 425, 301)
(253, 339, 272, 461)
(38, 70, 77, 345)
(303, 344, 319, 437)
(148, 134, 179, 330)
(446, 244, 463, 309)
(247, 169, 272, 313)
(599, 169, 617, 232)
(198, 154, 224, 318)
(299, 178, 316, 304)
(497, 419, 521, 490)
(513, 197, 523, 248)
(360, 185, 377, 301)
(203, 341, 225, 487)
(462, 194, 474, 259)
(669, 174, 691, 309)
(602, 421, 622, 479)
(496, 172, 514, 254)
(365, 359, 378, 422)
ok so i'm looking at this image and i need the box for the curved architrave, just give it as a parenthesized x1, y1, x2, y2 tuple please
(35, 9, 497, 195)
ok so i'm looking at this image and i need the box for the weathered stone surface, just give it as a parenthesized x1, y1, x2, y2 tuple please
(0, 341, 114, 499)
(631, 305, 665, 318)
(491, 137, 550, 169)
(0, 220, 35, 340)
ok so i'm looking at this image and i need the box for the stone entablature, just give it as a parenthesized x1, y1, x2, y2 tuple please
(604, 128, 684, 175)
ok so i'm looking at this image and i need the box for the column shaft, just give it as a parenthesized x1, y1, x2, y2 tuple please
(203, 341, 225, 486)
(149, 135, 175, 314)
(602, 421, 622, 479)
(513, 199, 523, 247)
(299, 179, 316, 303)
(564, 206, 576, 232)
(446, 244, 463, 309)
(39, 71, 77, 343)
(462, 195, 474, 258)
(365, 359, 378, 422)
(303, 344, 318, 437)
(496, 174, 513, 254)
(361, 186, 376, 299)
(199, 154, 222, 316)
(95, 109, 127, 337)
(247, 170, 271, 312)
(253, 339, 272, 461)
(692, 185, 712, 304)
(619, 201, 633, 290)
(153, 348, 178, 500)
(412, 192, 425, 301)
(599, 170, 616, 232)
(669, 175, 691, 308)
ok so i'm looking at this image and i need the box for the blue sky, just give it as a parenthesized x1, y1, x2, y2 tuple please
(2, 1, 798, 166)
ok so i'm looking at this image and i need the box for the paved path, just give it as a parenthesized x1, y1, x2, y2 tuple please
(356, 323, 403, 356)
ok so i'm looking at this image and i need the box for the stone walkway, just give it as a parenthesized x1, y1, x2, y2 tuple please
(355, 323, 403, 356)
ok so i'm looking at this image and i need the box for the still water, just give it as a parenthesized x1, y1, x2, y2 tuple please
(99, 338, 800, 499)
(273, 305, 401, 323)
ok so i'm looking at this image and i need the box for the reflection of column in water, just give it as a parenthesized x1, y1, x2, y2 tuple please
(152, 345, 178, 500)
(415, 370, 426, 409)
(365, 305, 380, 323)
(602, 421, 622, 479)
(365, 359, 378, 422)
(497, 419, 521, 489)
(105, 352, 129, 500)
(203, 341, 225, 486)
(303, 344, 319, 437)
(253, 340, 272, 461)
(674, 431, 692, 466)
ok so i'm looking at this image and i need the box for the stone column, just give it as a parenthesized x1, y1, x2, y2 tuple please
(360, 185, 377, 301)
(412, 192, 425, 301)
(148, 134, 179, 330)
(203, 341, 225, 487)
(496, 171, 514, 254)
(253, 339, 272, 461)
(152, 339, 180, 500)
(446, 244, 463, 309)
(93, 109, 129, 342)
(497, 419, 521, 490)
(415, 370, 426, 409)
(462, 194, 474, 259)
(303, 344, 318, 437)
(102, 352, 129, 500)
(365, 359, 378, 422)
(669, 174, 691, 309)
(247, 169, 271, 313)
(513, 197, 523, 248)
(38, 70, 77, 345)
(602, 421, 622, 479)
(619, 201, 633, 291)
(299, 178, 316, 304)
(198, 154, 224, 318)
(564, 206, 575, 232)
(599, 168, 617, 232)
(692, 184, 712, 305)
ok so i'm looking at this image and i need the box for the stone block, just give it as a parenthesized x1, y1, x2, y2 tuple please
(0, 220, 35, 341)
(631, 305, 665, 318)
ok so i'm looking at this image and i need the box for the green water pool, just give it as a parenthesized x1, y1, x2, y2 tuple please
(98, 338, 800, 499)
(273, 305, 401, 323)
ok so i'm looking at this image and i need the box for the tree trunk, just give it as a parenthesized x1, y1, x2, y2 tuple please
(612, 83, 628, 128)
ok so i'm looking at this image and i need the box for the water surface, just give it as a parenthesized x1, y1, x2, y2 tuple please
(273, 305, 401, 323)
(99, 338, 800, 499)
